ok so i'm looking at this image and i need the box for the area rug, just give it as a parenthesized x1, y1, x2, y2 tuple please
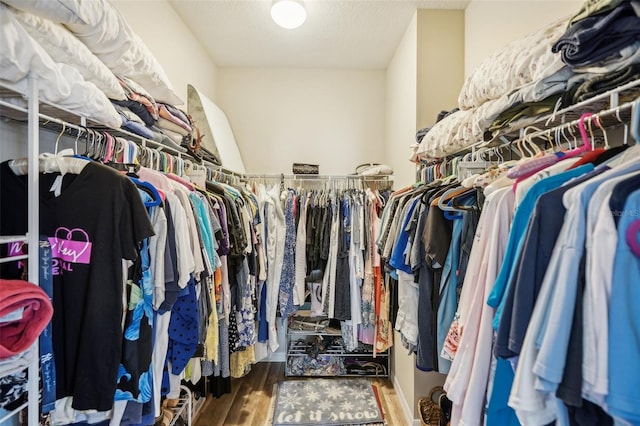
(272, 378, 384, 426)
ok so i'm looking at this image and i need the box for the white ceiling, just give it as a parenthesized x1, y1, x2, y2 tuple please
(168, 0, 470, 69)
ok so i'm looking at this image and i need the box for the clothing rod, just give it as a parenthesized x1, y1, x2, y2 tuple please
(199, 160, 244, 177)
(244, 173, 392, 181)
(1, 86, 242, 185)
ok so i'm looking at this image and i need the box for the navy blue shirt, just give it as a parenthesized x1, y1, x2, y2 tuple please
(494, 167, 607, 358)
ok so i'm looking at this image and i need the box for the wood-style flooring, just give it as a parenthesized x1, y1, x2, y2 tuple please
(193, 362, 406, 426)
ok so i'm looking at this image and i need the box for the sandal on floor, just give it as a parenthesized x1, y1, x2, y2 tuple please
(154, 408, 173, 426)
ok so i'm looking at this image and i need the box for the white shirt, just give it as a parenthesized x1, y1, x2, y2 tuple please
(165, 192, 194, 288)
(444, 187, 514, 426)
(260, 184, 286, 352)
(293, 193, 309, 306)
(149, 206, 168, 310)
(394, 270, 419, 345)
(510, 160, 640, 426)
(583, 170, 640, 404)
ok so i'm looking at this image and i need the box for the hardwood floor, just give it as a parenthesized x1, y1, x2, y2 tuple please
(193, 362, 407, 426)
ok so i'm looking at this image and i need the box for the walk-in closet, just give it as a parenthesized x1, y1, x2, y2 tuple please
(1, 1, 639, 425)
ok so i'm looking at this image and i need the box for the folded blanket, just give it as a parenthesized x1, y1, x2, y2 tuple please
(118, 76, 159, 120)
(116, 108, 155, 140)
(568, 0, 626, 27)
(488, 93, 564, 133)
(163, 104, 190, 128)
(575, 40, 640, 73)
(552, 2, 640, 68)
(156, 117, 189, 137)
(0, 279, 53, 359)
(118, 106, 145, 125)
(158, 104, 192, 133)
(458, 17, 567, 110)
(149, 126, 187, 153)
(112, 99, 155, 127)
(572, 63, 640, 103)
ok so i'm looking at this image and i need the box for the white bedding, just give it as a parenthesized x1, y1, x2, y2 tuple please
(416, 109, 473, 159)
(10, 7, 126, 101)
(415, 100, 502, 160)
(458, 17, 569, 110)
(0, 0, 90, 25)
(0, 3, 122, 129)
(4, 0, 183, 106)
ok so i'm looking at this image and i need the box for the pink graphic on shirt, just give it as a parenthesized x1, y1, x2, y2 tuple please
(7, 241, 24, 257)
(49, 227, 92, 264)
(6, 241, 25, 270)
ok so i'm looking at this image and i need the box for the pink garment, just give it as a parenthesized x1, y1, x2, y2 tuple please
(158, 105, 192, 133)
(506, 153, 559, 179)
(138, 167, 172, 202)
(0, 279, 53, 359)
(166, 173, 194, 192)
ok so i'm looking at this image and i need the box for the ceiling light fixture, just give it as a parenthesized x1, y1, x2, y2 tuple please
(271, 0, 307, 29)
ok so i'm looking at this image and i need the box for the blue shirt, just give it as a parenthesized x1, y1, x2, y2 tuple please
(436, 203, 467, 374)
(607, 188, 640, 424)
(533, 161, 640, 392)
(487, 164, 594, 330)
(389, 197, 419, 273)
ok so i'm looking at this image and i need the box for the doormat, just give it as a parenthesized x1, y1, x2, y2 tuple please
(272, 378, 384, 426)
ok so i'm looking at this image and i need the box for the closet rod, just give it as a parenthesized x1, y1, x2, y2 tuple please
(244, 173, 392, 181)
(199, 160, 244, 178)
(522, 98, 639, 145)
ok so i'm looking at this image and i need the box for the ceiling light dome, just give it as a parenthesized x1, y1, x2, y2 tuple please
(271, 0, 306, 29)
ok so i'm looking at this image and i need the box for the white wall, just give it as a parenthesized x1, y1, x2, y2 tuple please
(385, 12, 418, 424)
(464, 0, 583, 78)
(417, 9, 465, 128)
(215, 68, 386, 175)
(112, 0, 218, 104)
(385, 12, 418, 190)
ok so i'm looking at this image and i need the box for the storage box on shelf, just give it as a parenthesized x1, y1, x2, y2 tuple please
(285, 317, 388, 378)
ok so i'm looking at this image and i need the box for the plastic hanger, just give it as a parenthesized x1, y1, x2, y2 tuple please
(129, 176, 161, 207)
(53, 122, 66, 154)
(616, 107, 629, 146)
(562, 112, 593, 159)
(72, 127, 83, 154)
(9, 148, 90, 176)
(587, 116, 597, 150)
(559, 126, 571, 150)
(437, 186, 474, 212)
(566, 125, 578, 150)
(632, 103, 640, 145)
(594, 115, 610, 149)
(70, 127, 94, 162)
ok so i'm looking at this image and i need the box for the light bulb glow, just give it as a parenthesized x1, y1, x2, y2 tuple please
(271, 0, 306, 29)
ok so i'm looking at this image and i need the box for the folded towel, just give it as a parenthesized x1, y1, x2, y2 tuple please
(0, 279, 53, 359)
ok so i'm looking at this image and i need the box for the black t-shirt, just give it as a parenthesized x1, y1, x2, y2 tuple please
(0, 161, 154, 411)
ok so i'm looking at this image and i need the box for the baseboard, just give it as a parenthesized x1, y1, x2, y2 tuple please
(392, 374, 416, 426)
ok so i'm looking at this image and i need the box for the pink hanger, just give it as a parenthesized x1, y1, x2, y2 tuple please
(626, 219, 640, 258)
(562, 112, 594, 159)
